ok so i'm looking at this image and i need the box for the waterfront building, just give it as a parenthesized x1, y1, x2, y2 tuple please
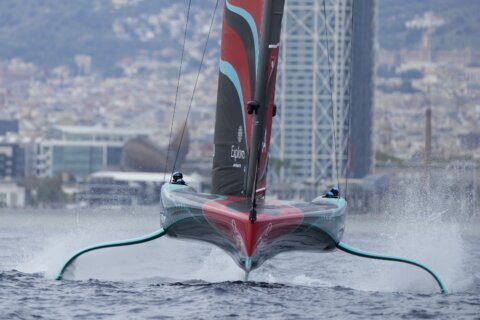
(34, 126, 156, 179)
(0, 139, 25, 180)
(77, 171, 208, 206)
(0, 182, 25, 208)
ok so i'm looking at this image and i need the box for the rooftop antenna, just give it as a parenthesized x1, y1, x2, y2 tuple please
(425, 107, 432, 184)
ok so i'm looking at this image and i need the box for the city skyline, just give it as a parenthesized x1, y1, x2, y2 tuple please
(0, 0, 479, 208)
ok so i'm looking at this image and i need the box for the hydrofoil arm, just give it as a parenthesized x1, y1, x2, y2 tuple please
(336, 241, 448, 294)
(55, 228, 167, 280)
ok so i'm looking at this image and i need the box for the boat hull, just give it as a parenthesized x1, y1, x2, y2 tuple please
(160, 184, 346, 271)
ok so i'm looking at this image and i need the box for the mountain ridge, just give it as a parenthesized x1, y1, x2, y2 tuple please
(0, 0, 478, 75)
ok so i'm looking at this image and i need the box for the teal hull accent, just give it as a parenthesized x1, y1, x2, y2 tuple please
(161, 184, 347, 272)
(336, 241, 448, 294)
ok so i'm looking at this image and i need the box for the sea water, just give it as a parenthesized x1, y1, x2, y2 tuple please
(0, 205, 479, 319)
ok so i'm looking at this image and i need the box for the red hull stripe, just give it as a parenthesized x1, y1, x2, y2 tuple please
(202, 197, 304, 256)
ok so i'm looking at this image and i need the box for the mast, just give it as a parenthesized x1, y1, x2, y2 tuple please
(245, 0, 285, 200)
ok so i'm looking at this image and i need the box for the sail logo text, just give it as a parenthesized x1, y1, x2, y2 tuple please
(230, 145, 246, 161)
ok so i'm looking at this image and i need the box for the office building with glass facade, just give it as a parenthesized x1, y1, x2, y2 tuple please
(34, 126, 155, 179)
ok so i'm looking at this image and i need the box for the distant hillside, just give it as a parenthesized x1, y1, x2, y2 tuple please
(378, 0, 480, 50)
(0, 0, 218, 75)
(0, 0, 478, 75)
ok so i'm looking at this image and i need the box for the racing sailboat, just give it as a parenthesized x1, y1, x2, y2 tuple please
(160, 0, 346, 276)
(56, 0, 447, 294)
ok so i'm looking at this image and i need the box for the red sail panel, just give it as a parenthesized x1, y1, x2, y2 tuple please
(212, 0, 264, 196)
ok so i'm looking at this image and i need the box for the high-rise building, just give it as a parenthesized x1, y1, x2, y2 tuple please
(350, 0, 376, 178)
(269, 0, 376, 199)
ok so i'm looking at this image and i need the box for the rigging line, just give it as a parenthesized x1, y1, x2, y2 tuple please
(171, 0, 220, 178)
(344, 0, 354, 200)
(322, 0, 340, 193)
(163, 0, 192, 184)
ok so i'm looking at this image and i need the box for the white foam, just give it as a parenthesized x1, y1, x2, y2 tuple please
(9, 176, 477, 292)
(191, 246, 244, 282)
(344, 175, 473, 293)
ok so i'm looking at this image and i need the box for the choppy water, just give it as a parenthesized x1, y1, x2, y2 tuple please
(1, 207, 479, 319)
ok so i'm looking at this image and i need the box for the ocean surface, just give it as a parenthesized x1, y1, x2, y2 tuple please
(0, 206, 479, 319)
